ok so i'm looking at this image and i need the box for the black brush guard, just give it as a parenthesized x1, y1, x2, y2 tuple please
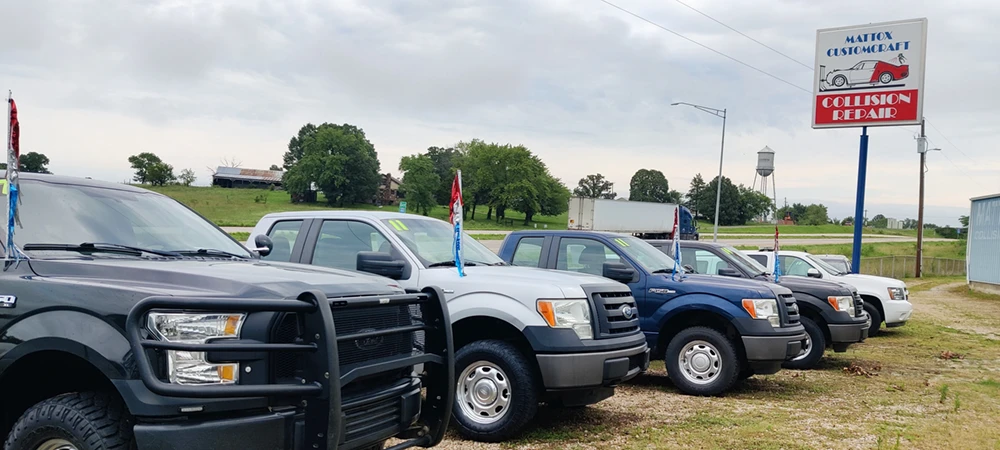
(125, 286, 454, 450)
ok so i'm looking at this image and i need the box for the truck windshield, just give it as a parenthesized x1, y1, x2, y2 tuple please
(8, 179, 251, 258)
(720, 246, 769, 276)
(380, 218, 504, 267)
(807, 254, 847, 275)
(612, 236, 678, 274)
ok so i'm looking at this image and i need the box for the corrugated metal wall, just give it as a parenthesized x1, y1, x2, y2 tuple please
(968, 194, 1000, 285)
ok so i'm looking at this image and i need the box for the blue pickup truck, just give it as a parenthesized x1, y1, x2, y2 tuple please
(498, 231, 808, 395)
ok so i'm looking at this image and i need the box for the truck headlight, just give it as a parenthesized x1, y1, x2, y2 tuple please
(887, 287, 906, 300)
(742, 299, 780, 327)
(147, 313, 246, 385)
(537, 299, 593, 340)
(827, 296, 856, 317)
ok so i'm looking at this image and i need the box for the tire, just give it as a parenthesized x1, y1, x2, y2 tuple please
(879, 72, 893, 84)
(832, 75, 847, 87)
(665, 327, 739, 396)
(782, 317, 826, 370)
(452, 340, 538, 442)
(864, 302, 883, 338)
(4, 392, 135, 450)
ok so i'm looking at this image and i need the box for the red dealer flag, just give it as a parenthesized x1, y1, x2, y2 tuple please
(8, 98, 18, 159)
(449, 172, 462, 224)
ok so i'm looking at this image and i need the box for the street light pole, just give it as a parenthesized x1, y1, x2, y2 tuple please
(915, 118, 940, 278)
(672, 102, 727, 242)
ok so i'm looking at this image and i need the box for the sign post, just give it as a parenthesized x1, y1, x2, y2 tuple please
(812, 18, 928, 273)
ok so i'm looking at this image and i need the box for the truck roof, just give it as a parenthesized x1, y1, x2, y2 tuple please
(508, 229, 631, 238)
(646, 240, 725, 249)
(3, 171, 158, 195)
(261, 210, 438, 221)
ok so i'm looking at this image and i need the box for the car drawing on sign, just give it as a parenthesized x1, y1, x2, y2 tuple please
(821, 54, 909, 90)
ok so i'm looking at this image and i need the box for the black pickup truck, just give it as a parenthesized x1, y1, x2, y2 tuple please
(653, 240, 870, 369)
(0, 173, 453, 450)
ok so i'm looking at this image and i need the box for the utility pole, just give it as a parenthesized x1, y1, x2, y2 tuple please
(671, 102, 726, 242)
(916, 119, 925, 277)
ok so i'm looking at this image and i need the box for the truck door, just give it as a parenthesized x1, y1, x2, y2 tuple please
(550, 236, 644, 302)
(301, 219, 415, 286)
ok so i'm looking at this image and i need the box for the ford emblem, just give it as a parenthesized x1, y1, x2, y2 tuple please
(620, 304, 635, 320)
(355, 328, 384, 351)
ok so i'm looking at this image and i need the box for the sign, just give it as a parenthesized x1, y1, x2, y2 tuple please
(812, 18, 928, 129)
(398, 201, 407, 213)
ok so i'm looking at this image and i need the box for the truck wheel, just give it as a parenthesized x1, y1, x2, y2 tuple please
(782, 317, 825, 370)
(665, 327, 739, 396)
(452, 340, 538, 442)
(4, 392, 135, 450)
(864, 303, 883, 337)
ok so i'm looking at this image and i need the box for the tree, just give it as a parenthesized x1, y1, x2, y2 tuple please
(573, 173, 616, 199)
(959, 215, 969, 227)
(178, 168, 197, 186)
(842, 216, 854, 226)
(799, 204, 830, 226)
(902, 218, 918, 229)
(398, 154, 439, 215)
(868, 214, 888, 229)
(629, 169, 673, 203)
(738, 186, 774, 223)
(687, 174, 708, 218)
(0, 151, 51, 173)
(281, 123, 381, 205)
(425, 146, 460, 205)
(128, 152, 175, 185)
(269, 164, 282, 171)
(454, 139, 568, 223)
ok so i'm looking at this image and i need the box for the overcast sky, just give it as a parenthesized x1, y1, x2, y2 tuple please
(2, 0, 997, 226)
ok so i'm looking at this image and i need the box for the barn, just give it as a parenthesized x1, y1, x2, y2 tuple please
(211, 167, 283, 189)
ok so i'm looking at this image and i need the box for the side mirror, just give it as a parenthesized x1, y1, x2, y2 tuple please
(603, 262, 636, 283)
(253, 234, 273, 257)
(357, 251, 406, 280)
(807, 268, 822, 278)
(718, 267, 741, 278)
(683, 264, 697, 274)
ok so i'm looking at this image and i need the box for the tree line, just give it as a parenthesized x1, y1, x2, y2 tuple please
(0, 151, 52, 174)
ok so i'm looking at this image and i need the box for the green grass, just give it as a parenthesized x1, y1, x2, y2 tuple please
(734, 241, 966, 260)
(146, 185, 568, 230)
(712, 222, 921, 237)
(228, 232, 250, 242)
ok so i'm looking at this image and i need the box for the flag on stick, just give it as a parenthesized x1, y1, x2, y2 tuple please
(773, 225, 781, 282)
(671, 207, 682, 281)
(5, 93, 23, 261)
(449, 170, 465, 277)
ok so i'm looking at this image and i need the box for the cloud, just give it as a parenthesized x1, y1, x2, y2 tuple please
(1, 0, 996, 226)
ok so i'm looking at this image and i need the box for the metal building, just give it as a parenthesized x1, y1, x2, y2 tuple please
(967, 193, 1000, 294)
(211, 167, 283, 189)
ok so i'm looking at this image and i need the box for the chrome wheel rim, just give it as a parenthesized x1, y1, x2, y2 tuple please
(790, 334, 813, 362)
(457, 361, 511, 424)
(37, 439, 78, 450)
(879, 73, 892, 83)
(678, 340, 722, 385)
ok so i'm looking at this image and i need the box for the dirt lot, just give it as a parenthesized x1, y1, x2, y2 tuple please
(421, 278, 1000, 449)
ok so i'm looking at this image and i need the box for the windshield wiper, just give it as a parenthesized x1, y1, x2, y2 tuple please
(171, 248, 248, 259)
(651, 268, 677, 274)
(22, 242, 183, 257)
(427, 260, 481, 268)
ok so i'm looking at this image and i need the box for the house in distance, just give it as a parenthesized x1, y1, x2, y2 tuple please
(211, 166, 283, 189)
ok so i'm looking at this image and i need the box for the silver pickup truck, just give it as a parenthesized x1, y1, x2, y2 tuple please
(248, 211, 650, 443)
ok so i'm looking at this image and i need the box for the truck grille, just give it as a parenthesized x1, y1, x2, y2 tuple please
(270, 297, 425, 383)
(591, 291, 640, 338)
(781, 294, 800, 326)
(852, 292, 864, 317)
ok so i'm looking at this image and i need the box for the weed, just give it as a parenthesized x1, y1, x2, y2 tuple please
(939, 384, 950, 403)
(954, 394, 962, 413)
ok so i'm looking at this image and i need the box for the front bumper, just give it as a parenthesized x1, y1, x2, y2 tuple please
(828, 315, 870, 345)
(883, 299, 913, 326)
(134, 380, 424, 450)
(536, 343, 650, 390)
(742, 332, 808, 362)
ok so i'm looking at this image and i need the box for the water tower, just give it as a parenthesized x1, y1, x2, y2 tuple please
(752, 146, 777, 220)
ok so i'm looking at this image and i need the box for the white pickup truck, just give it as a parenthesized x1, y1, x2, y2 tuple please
(744, 250, 912, 337)
(246, 211, 650, 443)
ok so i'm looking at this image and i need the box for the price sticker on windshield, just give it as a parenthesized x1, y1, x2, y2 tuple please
(0, 180, 7, 194)
(613, 238, 630, 247)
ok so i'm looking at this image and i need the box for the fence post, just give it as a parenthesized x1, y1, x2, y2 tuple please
(880, 258, 884, 276)
(891, 257, 896, 278)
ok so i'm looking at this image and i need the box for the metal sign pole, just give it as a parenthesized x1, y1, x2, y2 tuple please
(850, 126, 869, 274)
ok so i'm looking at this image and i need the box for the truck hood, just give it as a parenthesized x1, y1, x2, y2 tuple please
(834, 273, 905, 288)
(759, 274, 855, 297)
(420, 266, 629, 300)
(28, 257, 404, 299)
(663, 273, 792, 298)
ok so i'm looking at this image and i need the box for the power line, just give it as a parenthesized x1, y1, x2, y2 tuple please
(672, 0, 813, 70)
(925, 119, 981, 166)
(596, 0, 811, 94)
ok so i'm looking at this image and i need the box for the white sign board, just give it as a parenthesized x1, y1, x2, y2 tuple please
(812, 18, 928, 129)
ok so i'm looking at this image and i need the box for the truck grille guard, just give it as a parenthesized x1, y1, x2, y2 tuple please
(125, 286, 454, 450)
